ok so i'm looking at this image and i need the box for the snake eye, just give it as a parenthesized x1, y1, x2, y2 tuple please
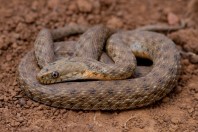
(51, 71, 59, 78)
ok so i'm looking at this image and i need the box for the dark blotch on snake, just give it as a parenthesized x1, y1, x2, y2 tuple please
(70, 89, 76, 95)
(97, 97, 103, 102)
(125, 87, 133, 93)
(174, 54, 179, 61)
(168, 67, 174, 74)
(89, 89, 96, 94)
(33, 82, 39, 87)
(107, 88, 114, 95)
(159, 64, 166, 69)
(152, 72, 159, 77)
(163, 44, 170, 51)
(158, 78, 165, 85)
(142, 84, 149, 90)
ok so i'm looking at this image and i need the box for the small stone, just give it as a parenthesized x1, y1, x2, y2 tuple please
(163, 116, 169, 122)
(68, 3, 78, 13)
(53, 110, 59, 116)
(189, 53, 198, 64)
(47, 0, 60, 9)
(188, 82, 198, 91)
(162, 97, 170, 103)
(15, 121, 20, 126)
(25, 13, 37, 24)
(12, 80, 18, 86)
(0, 102, 3, 108)
(26, 100, 32, 107)
(12, 43, 18, 49)
(13, 33, 20, 40)
(10, 120, 20, 127)
(194, 93, 198, 100)
(3, 96, 9, 102)
(92, 1, 101, 14)
(19, 98, 26, 106)
(107, 16, 123, 28)
(17, 117, 24, 123)
(10, 120, 15, 127)
(117, 11, 124, 17)
(175, 86, 182, 94)
(167, 12, 180, 25)
(16, 23, 27, 32)
(171, 117, 180, 124)
(77, 0, 93, 13)
(188, 108, 194, 113)
(169, 124, 178, 132)
(2, 10, 12, 18)
(33, 102, 40, 107)
(77, 16, 88, 25)
(0, 96, 4, 101)
(181, 59, 190, 66)
(31, 1, 39, 11)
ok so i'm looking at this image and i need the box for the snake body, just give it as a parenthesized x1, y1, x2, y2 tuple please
(18, 25, 181, 110)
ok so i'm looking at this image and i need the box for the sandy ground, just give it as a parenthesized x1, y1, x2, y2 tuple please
(0, 0, 198, 131)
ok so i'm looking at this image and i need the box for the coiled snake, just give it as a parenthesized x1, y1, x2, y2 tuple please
(18, 24, 181, 110)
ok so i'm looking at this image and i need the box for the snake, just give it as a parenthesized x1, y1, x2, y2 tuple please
(18, 24, 182, 110)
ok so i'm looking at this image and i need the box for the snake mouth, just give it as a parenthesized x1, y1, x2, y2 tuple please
(36, 74, 63, 84)
(37, 79, 56, 85)
(36, 74, 52, 84)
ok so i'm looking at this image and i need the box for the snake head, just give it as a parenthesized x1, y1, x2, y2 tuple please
(36, 58, 87, 84)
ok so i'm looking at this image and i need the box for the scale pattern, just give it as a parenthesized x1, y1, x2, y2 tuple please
(18, 25, 181, 110)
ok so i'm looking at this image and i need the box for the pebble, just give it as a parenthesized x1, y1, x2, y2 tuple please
(26, 100, 32, 108)
(169, 124, 178, 132)
(68, 3, 78, 13)
(0, 96, 4, 101)
(167, 12, 180, 25)
(17, 117, 24, 123)
(12, 79, 18, 86)
(10, 120, 20, 127)
(162, 97, 170, 103)
(189, 53, 198, 64)
(77, 0, 93, 13)
(3, 96, 9, 102)
(0, 75, 3, 80)
(13, 33, 20, 40)
(25, 12, 37, 24)
(188, 82, 198, 92)
(182, 51, 198, 64)
(16, 23, 27, 32)
(47, 0, 59, 9)
(12, 43, 18, 49)
(31, 1, 39, 11)
(187, 107, 194, 113)
(181, 59, 189, 66)
(53, 110, 60, 116)
(19, 98, 26, 106)
(92, 1, 101, 14)
(175, 86, 182, 94)
(77, 16, 88, 25)
(194, 93, 198, 100)
(171, 117, 180, 124)
(107, 16, 123, 28)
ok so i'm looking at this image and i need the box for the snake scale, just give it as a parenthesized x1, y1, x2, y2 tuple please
(18, 24, 181, 110)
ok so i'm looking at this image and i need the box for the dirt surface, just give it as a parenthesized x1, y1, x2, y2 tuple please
(0, 0, 198, 132)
